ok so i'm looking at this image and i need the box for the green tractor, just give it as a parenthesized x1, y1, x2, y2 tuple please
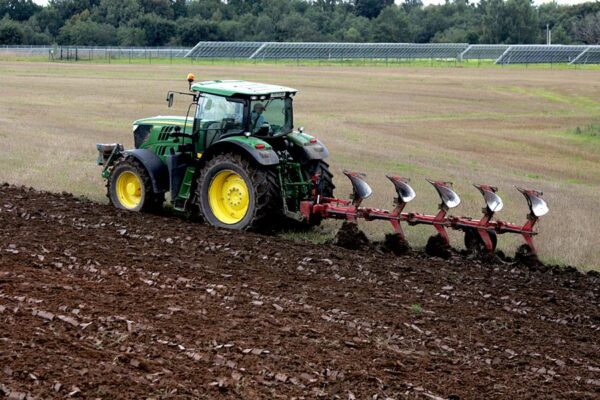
(96, 74, 334, 230)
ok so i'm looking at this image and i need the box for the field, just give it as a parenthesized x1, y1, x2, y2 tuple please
(0, 61, 599, 269)
(0, 185, 598, 399)
(0, 60, 599, 398)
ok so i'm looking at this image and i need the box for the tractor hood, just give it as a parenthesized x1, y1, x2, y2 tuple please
(133, 116, 194, 134)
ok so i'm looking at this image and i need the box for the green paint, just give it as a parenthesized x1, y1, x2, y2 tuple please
(134, 116, 194, 133)
(221, 135, 272, 150)
(178, 166, 196, 199)
(287, 131, 316, 146)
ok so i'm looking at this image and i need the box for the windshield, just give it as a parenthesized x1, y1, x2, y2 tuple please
(249, 97, 293, 137)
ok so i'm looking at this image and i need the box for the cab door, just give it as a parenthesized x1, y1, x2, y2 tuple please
(194, 94, 246, 153)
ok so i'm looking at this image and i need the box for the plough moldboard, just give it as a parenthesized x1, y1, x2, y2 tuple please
(300, 170, 549, 262)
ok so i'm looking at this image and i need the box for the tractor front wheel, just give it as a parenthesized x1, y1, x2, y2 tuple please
(107, 158, 164, 212)
(195, 153, 279, 230)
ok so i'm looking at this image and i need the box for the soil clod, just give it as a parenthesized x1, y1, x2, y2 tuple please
(425, 234, 452, 259)
(334, 221, 369, 249)
(383, 233, 411, 255)
(515, 244, 542, 267)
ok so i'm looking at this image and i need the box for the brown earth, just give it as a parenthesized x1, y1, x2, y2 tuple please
(0, 184, 598, 400)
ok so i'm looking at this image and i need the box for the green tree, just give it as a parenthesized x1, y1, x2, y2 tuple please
(0, 0, 598, 47)
(432, 26, 479, 43)
(116, 26, 146, 45)
(373, 5, 412, 42)
(172, 0, 186, 18)
(58, 19, 118, 45)
(131, 13, 176, 45)
(341, 15, 372, 42)
(549, 25, 571, 44)
(28, 7, 63, 37)
(49, 0, 100, 21)
(187, 0, 222, 20)
(573, 11, 600, 44)
(504, 0, 538, 43)
(403, 0, 423, 14)
(92, 0, 142, 27)
(354, 0, 393, 19)
(0, 0, 40, 21)
(276, 12, 321, 41)
(252, 14, 275, 40)
(138, 0, 173, 19)
(176, 17, 220, 45)
(480, 0, 507, 43)
(0, 16, 24, 43)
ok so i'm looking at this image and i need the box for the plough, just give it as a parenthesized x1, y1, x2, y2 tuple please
(300, 171, 549, 260)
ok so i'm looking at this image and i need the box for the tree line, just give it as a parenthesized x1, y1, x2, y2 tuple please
(0, 0, 599, 47)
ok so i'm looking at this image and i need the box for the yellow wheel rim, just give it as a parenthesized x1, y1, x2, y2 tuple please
(208, 170, 250, 225)
(115, 171, 143, 209)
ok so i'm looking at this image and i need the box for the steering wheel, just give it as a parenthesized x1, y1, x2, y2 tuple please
(255, 123, 272, 136)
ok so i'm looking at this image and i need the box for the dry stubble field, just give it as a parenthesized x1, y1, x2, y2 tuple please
(0, 61, 599, 269)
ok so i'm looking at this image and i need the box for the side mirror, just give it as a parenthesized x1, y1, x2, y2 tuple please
(166, 92, 174, 108)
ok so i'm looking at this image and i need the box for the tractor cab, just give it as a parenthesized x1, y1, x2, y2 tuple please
(185, 78, 297, 152)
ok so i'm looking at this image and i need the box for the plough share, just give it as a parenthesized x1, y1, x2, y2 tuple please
(300, 171, 549, 261)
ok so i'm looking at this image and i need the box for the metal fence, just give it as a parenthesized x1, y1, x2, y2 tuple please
(494, 45, 598, 64)
(2, 43, 600, 64)
(0, 45, 190, 62)
(185, 42, 470, 60)
(460, 44, 510, 60)
(186, 42, 600, 64)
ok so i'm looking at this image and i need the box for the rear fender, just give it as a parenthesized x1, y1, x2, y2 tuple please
(287, 131, 329, 163)
(124, 149, 169, 193)
(202, 136, 280, 166)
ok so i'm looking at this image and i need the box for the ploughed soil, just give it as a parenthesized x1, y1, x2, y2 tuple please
(0, 184, 598, 400)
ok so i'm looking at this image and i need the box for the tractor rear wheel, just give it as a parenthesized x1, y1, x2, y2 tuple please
(195, 153, 279, 231)
(107, 158, 164, 212)
(303, 160, 335, 226)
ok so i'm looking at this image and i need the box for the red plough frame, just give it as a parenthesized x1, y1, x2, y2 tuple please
(300, 171, 549, 257)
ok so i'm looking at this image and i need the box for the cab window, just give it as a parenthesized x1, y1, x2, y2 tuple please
(250, 97, 293, 137)
(196, 94, 244, 147)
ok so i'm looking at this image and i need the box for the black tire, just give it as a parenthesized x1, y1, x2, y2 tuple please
(194, 153, 280, 231)
(303, 160, 335, 226)
(107, 158, 164, 212)
(464, 228, 497, 254)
